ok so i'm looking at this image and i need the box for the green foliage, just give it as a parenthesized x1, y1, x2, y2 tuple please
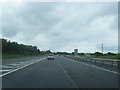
(93, 55, 118, 60)
(78, 53, 85, 55)
(1, 38, 48, 59)
(2, 53, 47, 59)
(107, 52, 116, 55)
(1, 38, 40, 55)
(117, 54, 120, 60)
(55, 52, 70, 55)
(46, 50, 52, 54)
(94, 52, 103, 56)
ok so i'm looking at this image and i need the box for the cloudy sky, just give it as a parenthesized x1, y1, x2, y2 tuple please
(1, 2, 118, 53)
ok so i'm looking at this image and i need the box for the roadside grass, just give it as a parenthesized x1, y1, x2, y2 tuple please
(93, 55, 118, 60)
(79, 55, 119, 60)
(2, 53, 47, 59)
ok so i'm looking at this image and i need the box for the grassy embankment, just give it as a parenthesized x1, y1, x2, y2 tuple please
(93, 55, 119, 60)
(79, 55, 119, 60)
(1, 38, 48, 59)
(2, 53, 47, 59)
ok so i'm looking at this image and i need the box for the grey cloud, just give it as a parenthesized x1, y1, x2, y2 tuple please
(2, 2, 118, 53)
(2, 26, 18, 37)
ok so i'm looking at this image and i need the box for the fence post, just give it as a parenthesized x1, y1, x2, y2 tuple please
(90, 59, 91, 62)
(111, 61, 113, 67)
(102, 60, 104, 64)
(118, 61, 120, 68)
(95, 59, 96, 63)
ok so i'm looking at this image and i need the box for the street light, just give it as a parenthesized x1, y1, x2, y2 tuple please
(101, 44, 104, 55)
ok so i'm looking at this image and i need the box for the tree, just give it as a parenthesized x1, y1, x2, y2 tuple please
(94, 52, 102, 56)
(1, 38, 41, 55)
(46, 50, 52, 54)
(107, 52, 116, 55)
(78, 53, 85, 55)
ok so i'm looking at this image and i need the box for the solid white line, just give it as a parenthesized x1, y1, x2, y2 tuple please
(0, 57, 47, 77)
(64, 57, 119, 75)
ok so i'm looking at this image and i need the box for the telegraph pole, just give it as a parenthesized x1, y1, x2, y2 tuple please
(101, 44, 104, 55)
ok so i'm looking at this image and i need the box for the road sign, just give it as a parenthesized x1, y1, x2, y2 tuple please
(74, 49, 78, 57)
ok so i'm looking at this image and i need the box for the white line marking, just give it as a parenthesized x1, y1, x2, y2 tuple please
(64, 57, 119, 75)
(8, 64, 20, 65)
(0, 70, 11, 72)
(57, 60, 78, 88)
(0, 57, 47, 77)
(1, 66, 14, 69)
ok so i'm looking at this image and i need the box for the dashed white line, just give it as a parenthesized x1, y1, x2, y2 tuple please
(57, 60, 78, 88)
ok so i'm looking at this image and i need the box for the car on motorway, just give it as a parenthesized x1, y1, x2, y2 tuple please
(47, 54, 54, 60)
(86, 53, 92, 59)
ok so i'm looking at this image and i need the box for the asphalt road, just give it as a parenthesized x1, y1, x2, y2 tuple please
(2, 56, 119, 88)
(2, 56, 46, 65)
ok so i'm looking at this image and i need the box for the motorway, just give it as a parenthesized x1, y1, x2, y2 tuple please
(1, 56, 119, 88)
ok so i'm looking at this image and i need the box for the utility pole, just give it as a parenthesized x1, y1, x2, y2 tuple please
(101, 44, 104, 55)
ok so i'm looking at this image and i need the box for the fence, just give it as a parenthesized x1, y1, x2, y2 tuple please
(65, 56, 120, 68)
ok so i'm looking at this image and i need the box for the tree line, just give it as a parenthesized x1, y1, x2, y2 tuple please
(1, 38, 48, 55)
(1, 38, 119, 59)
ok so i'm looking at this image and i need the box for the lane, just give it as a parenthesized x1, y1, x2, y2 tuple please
(2, 57, 76, 88)
(0, 57, 47, 77)
(2, 56, 119, 88)
(57, 56, 118, 88)
(1, 56, 47, 77)
(2, 56, 46, 65)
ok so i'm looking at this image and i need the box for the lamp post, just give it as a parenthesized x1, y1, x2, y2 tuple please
(101, 44, 104, 55)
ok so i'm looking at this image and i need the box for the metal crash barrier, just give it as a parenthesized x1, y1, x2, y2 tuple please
(65, 56, 120, 68)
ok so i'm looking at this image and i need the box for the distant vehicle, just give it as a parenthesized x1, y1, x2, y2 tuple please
(86, 53, 92, 58)
(47, 54, 54, 60)
(56, 54, 59, 56)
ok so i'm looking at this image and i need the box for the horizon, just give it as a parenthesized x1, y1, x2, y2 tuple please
(1, 38, 118, 54)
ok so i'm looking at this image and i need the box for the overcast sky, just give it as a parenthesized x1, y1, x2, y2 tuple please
(1, 2, 118, 53)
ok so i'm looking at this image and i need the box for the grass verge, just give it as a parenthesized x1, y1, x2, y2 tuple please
(2, 53, 47, 59)
(92, 55, 119, 60)
(79, 55, 119, 60)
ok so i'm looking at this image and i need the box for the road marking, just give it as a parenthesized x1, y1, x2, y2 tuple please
(1, 66, 14, 69)
(0, 70, 11, 72)
(7, 64, 20, 65)
(64, 57, 119, 75)
(79, 62, 119, 74)
(0, 57, 47, 77)
(57, 60, 78, 88)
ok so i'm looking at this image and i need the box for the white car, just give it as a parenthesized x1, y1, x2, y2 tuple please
(47, 54, 54, 60)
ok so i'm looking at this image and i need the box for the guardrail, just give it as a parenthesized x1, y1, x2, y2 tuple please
(65, 56, 120, 68)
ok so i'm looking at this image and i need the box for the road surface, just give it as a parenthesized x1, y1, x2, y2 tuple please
(1, 56, 119, 88)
